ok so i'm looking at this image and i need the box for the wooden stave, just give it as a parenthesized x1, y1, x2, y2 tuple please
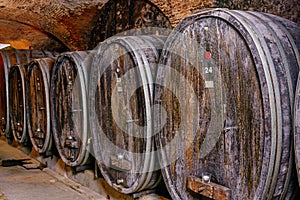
(295, 73, 300, 187)
(26, 58, 55, 154)
(0, 50, 29, 136)
(50, 51, 92, 167)
(89, 35, 165, 194)
(154, 9, 300, 200)
(235, 10, 300, 200)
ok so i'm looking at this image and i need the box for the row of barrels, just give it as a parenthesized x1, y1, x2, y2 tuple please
(1, 9, 300, 199)
(0, 49, 57, 137)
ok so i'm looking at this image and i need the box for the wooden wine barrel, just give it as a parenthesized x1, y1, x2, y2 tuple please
(89, 35, 165, 194)
(295, 73, 300, 187)
(0, 50, 29, 136)
(26, 58, 56, 154)
(50, 51, 93, 167)
(9, 64, 28, 143)
(0, 49, 58, 136)
(154, 9, 300, 200)
(0, 52, 9, 135)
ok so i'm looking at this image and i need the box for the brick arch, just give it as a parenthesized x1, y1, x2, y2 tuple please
(0, 0, 108, 51)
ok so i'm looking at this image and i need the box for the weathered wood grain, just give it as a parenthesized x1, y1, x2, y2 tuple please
(89, 36, 165, 194)
(155, 9, 300, 200)
(26, 58, 55, 154)
(295, 74, 300, 187)
(9, 64, 28, 144)
(1, 50, 57, 136)
(50, 51, 93, 167)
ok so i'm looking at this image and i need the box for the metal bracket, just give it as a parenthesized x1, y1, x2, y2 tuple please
(0, 117, 6, 126)
(187, 176, 231, 200)
(64, 136, 79, 149)
(16, 122, 23, 132)
(34, 128, 44, 139)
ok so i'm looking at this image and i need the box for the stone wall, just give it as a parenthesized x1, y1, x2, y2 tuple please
(0, 0, 298, 52)
(217, 0, 300, 25)
(149, 0, 299, 27)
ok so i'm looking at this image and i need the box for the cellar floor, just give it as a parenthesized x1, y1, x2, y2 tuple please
(0, 139, 106, 200)
(0, 137, 169, 200)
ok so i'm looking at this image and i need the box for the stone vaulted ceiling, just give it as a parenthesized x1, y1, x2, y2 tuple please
(0, 0, 298, 52)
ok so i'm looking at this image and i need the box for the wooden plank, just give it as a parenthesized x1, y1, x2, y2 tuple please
(187, 176, 231, 200)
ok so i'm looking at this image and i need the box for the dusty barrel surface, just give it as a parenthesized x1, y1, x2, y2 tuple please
(154, 9, 300, 200)
(89, 35, 165, 194)
(0, 50, 30, 136)
(9, 64, 28, 143)
(295, 73, 300, 187)
(0, 49, 57, 136)
(26, 58, 56, 154)
(50, 51, 93, 167)
(0, 52, 9, 135)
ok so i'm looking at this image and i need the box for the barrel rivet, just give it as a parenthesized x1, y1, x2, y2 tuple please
(117, 154, 124, 160)
(116, 68, 120, 73)
(67, 135, 73, 140)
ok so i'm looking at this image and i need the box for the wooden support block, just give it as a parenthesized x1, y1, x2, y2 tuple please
(187, 176, 231, 200)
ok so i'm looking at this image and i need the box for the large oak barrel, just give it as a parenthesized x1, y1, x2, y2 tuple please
(1, 50, 30, 136)
(0, 51, 9, 135)
(1, 49, 58, 136)
(26, 58, 56, 154)
(89, 35, 165, 194)
(9, 64, 28, 143)
(50, 51, 93, 167)
(295, 72, 300, 186)
(154, 9, 300, 200)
